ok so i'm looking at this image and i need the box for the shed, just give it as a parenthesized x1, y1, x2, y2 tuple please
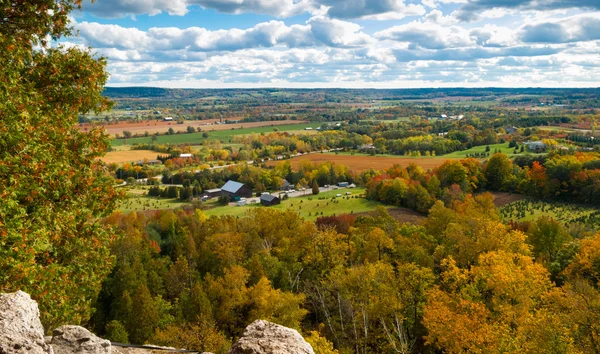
(203, 188, 221, 199)
(260, 194, 281, 206)
(221, 180, 252, 199)
(163, 117, 174, 121)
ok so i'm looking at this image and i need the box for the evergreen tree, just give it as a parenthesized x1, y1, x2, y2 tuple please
(312, 180, 320, 195)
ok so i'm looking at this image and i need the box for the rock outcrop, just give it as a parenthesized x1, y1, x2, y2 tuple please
(0, 291, 54, 354)
(1, 291, 313, 354)
(50, 326, 111, 354)
(229, 320, 314, 354)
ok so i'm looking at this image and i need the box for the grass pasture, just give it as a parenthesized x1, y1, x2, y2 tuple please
(202, 187, 395, 221)
(111, 122, 318, 147)
(443, 143, 526, 159)
(116, 186, 188, 213)
(500, 199, 600, 230)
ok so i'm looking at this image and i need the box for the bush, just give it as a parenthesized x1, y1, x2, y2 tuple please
(105, 320, 129, 343)
(218, 194, 231, 205)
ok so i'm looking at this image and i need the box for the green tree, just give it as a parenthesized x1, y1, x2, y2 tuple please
(484, 153, 513, 191)
(0, 0, 120, 329)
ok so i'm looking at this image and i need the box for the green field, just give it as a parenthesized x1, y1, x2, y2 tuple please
(116, 185, 386, 220)
(111, 123, 318, 147)
(500, 199, 600, 230)
(202, 187, 390, 221)
(116, 186, 188, 213)
(442, 143, 530, 159)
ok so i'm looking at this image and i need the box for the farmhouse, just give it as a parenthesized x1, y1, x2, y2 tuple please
(260, 194, 281, 206)
(281, 179, 293, 191)
(221, 180, 252, 199)
(203, 188, 221, 199)
(525, 141, 547, 152)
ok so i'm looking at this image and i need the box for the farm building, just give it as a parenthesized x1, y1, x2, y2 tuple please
(203, 188, 221, 199)
(179, 153, 193, 158)
(525, 141, 547, 152)
(221, 181, 252, 199)
(281, 179, 293, 191)
(260, 194, 281, 206)
(135, 159, 162, 165)
(163, 117, 174, 121)
(338, 182, 349, 187)
(504, 126, 518, 134)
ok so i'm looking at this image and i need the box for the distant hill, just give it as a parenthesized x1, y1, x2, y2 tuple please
(103, 86, 600, 101)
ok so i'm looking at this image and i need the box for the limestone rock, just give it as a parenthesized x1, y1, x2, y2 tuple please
(51, 326, 110, 354)
(0, 290, 53, 354)
(229, 320, 314, 354)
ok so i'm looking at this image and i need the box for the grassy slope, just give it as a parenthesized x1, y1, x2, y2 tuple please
(500, 199, 600, 224)
(117, 186, 188, 213)
(111, 122, 317, 147)
(443, 143, 527, 158)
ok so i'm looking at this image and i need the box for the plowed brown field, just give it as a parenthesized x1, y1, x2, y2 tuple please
(268, 154, 450, 172)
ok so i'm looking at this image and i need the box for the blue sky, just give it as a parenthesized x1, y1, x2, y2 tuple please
(65, 0, 600, 88)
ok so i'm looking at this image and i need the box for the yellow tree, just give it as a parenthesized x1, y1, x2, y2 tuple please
(423, 252, 577, 353)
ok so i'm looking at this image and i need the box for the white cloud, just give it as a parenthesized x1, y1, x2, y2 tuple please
(76, 17, 372, 54)
(75, 2, 600, 87)
(520, 13, 600, 43)
(83, 0, 426, 19)
(375, 22, 474, 49)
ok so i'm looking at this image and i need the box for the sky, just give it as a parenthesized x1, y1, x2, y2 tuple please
(65, 0, 600, 88)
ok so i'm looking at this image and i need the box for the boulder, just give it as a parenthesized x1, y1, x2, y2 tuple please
(51, 326, 111, 354)
(229, 320, 314, 354)
(0, 290, 53, 354)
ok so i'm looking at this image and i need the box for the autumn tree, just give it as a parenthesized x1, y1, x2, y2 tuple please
(0, 0, 119, 328)
(423, 252, 574, 353)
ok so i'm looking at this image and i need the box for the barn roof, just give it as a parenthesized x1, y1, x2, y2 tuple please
(260, 194, 279, 202)
(221, 180, 245, 193)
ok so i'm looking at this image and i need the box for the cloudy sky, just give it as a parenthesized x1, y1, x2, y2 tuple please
(67, 0, 600, 88)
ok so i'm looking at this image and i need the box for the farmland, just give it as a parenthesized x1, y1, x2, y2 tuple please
(442, 143, 529, 158)
(116, 186, 187, 213)
(267, 152, 450, 172)
(116, 186, 414, 223)
(101, 150, 160, 164)
(500, 199, 600, 230)
(82, 118, 307, 137)
(110, 122, 319, 147)
(202, 187, 409, 221)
